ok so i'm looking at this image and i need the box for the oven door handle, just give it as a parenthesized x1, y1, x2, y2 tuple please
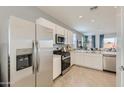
(62, 56, 70, 60)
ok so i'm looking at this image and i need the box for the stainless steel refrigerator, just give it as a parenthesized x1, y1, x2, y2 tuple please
(0, 16, 53, 87)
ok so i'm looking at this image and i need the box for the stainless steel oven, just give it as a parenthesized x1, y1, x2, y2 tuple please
(56, 34, 65, 44)
(61, 53, 70, 74)
(53, 50, 71, 75)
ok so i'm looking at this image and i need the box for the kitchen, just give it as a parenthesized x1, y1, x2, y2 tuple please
(39, 6, 116, 86)
(0, 6, 120, 87)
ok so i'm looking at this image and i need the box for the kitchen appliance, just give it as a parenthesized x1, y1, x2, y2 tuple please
(0, 16, 53, 87)
(56, 34, 65, 44)
(103, 54, 116, 72)
(61, 52, 70, 74)
(53, 50, 70, 75)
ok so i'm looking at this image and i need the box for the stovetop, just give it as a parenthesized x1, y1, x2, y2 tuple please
(53, 50, 70, 56)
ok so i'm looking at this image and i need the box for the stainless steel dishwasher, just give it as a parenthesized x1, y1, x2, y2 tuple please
(103, 54, 116, 72)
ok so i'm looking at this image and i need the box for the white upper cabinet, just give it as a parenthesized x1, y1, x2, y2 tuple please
(36, 17, 74, 45)
(64, 29, 68, 44)
(68, 30, 73, 44)
(55, 25, 65, 35)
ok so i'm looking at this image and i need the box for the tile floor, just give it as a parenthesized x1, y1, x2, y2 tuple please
(53, 65, 116, 87)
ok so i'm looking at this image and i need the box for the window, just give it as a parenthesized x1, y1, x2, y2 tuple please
(104, 37, 117, 48)
(92, 35, 96, 48)
(99, 34, 104, 48)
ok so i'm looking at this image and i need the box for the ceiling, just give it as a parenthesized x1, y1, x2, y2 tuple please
(38, 6, 117, 35)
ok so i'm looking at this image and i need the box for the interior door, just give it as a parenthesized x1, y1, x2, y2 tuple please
(9, 16, 35, 87)
(36, 24, 53, 87)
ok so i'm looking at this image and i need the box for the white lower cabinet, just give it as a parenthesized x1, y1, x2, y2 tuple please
(71, 52, 85, 66)
(75, 53, 84, 66)
(71, 51, 103, 70)
(70, 52, 75, 66)
(84, 54, 103, 70)
(53, 55, 61, 80)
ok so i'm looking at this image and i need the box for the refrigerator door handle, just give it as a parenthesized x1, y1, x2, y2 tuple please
(36, 41, 40, 72)
(32, 40, 35, 74)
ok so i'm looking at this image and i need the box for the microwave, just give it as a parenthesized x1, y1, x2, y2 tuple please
(56, 34, 65, 44)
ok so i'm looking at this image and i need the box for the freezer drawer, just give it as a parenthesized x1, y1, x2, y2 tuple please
(103, 55, 116, 72)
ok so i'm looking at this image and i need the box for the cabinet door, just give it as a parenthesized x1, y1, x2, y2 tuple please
(67, 30, 71, 44)
(53, 55, 61, 80)
(75, 53, 83, 66)
(61, 27, 65, 35)
(70, 52, 75, 65)
(52, 24, 56, 44)
(84, 54, 103, 70)
(80, 53, 85, 66)
(55, 25, 64, 35)
(64, 29, 68, 44)
(68, 30, 73, 44)
(55, 25, 59, 34)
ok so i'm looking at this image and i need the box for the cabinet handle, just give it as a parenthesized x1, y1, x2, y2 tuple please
(32, 40, 35, 74)
(36, 41, 40, 72)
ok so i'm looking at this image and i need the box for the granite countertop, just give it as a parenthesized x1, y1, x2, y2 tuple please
(101, 51, 116, 56)
(71, 50, 116, 56)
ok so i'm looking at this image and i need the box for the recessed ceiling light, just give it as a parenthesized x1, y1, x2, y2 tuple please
(91, 19, 95, 23)
(79, 16, 83, 19)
